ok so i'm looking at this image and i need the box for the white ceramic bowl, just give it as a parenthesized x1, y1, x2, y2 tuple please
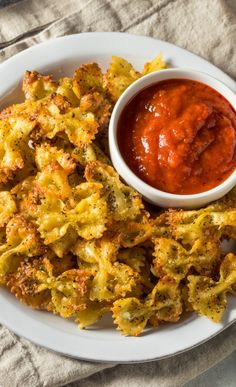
(109, 68, 236, 208)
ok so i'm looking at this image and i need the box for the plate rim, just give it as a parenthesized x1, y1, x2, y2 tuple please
(1, 302, 236, 364)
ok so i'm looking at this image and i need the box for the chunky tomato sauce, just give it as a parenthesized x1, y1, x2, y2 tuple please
(117, 79, 236, 194)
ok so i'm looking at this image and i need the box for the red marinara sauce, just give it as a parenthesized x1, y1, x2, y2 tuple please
(117, 79, 236, 194)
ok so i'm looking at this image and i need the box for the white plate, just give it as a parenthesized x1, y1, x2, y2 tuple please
(0, 32, 236, 363)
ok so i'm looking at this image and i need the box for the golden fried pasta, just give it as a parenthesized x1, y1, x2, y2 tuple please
(1, 54, 236, 336)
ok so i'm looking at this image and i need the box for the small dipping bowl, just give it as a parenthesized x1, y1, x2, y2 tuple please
(109, 69, 236, 208)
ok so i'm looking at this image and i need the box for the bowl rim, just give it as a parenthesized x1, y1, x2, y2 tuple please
(109, 68, 236, 203)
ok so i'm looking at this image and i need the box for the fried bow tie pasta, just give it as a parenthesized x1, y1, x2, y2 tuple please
(1, 54, 236, 336)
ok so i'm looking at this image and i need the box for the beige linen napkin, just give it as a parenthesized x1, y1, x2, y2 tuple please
(0, 0, 236, 386)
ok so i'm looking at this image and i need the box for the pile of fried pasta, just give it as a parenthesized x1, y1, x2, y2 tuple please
(0, 54, 236, 336)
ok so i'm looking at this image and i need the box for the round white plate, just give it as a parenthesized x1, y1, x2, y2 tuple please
(0, 32, 236, 363)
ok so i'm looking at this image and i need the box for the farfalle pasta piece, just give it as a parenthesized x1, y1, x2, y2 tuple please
(167, 204, 236, 246)
(112, 279, 182, 336)
(73, 63, 104, 99)
(111, 211, 152, 247)
(118, 247, 147, 274)
(103, 56, 141, 101)
(7, 254, 91, 317)
(56, 77, 80, 107)
(85, 161, 143, 221)
(73, 236, 118, 271)
(118, 247, 153, 291)
(49, 269, 92, 318)
(12, 176, 43, 218)
(220, 253, 236, 294)
(0, 117, 36, 183)
(0, 192, 17, 227)
(73, 238, 140, 302)
(6, 256, 52, 308)
(153, 238, 188, 281)
(0, 215, 45, 282)
(72, 238, 104, 265)
(188, 253, 236, 322)
(151, 212, 172, 239)
(188, 276, 227, 322)
(72, 182, 104, 201)
(36, 182, 107, 247)
(68, 192, 107, 240)
(35, 144, 76, 174)
(50, 93, 73, 113)
(49, 227, 78, 258)
(148, 279, 183, 324)
(72, 63, 112, 129)
(11, 175, 35, 200)
(167, 209, 211, 245)
(50, 254, 77, 276)
(75, 301, 111, 329)
(0, 99, 34, 120)
(36, 104, 99, 148)
(112, 298, 152, 336)
(90, 261, 140, 302)
(142, 53, 167, 75)
(71, 143, 110, 167)
(22, 70, 58, 100)
(20, 258, 93, 318)
(57, 109, 99, 148)
(189, 237, 221, 275)
(4, 215, 45, 257)
(36, 195, 69, 244)
(6, 96, 97, 149)
(4, 78, 98, 150)
(35, 162, 72, 200)
(152, 237, 221, 282)
(80, 92, 112, 129)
